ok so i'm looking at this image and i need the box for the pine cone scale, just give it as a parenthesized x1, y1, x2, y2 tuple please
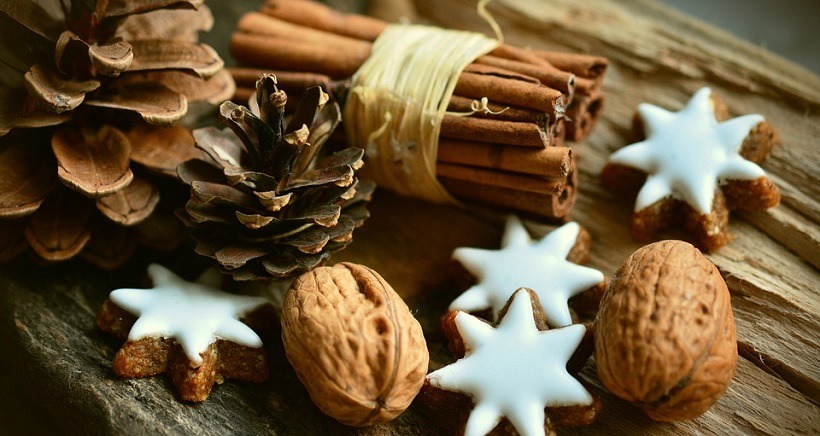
(0, 1, 62, 41)
(96, 175, 160, 226)
(84, 81, 188, 126)
(0, 136, 58, 218)
(177, 159, 225, 185)
(127, 40, 223, 78)
(285, 165, 354, 190)
(102, 0, 204, 19)
(52, 123, 134, 198)
(24, 189, 92, 261)
(185, 199, 237, 226)
(24, 65, 100, 113)
(127, 124, 200, 177)
(88, 38, 135, 77)
(214, 244, 268, 270)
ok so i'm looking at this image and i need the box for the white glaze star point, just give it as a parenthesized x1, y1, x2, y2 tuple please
(608, 140, 654, 171)
(456, 311, 496, 349)
(716, 114, 765, 149)
(637, 103, 674, 132)
(496, 287, 539, 332)
(450, 217, 604, 326)
(501, 214, 532, 248)
(535, 221, 579, 256)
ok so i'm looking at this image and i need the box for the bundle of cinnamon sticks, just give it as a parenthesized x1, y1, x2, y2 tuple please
(228, 0, 607, 221)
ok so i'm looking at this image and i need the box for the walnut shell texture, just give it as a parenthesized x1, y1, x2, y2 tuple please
(281, 262, 429, 427)
(595, 240, 737, 421)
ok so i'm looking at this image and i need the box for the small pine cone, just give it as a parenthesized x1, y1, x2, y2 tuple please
(178, 75, 375, 281)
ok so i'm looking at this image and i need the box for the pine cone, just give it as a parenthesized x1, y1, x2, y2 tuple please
(0, 1, 233, 268)
(178, 75, 375, 281)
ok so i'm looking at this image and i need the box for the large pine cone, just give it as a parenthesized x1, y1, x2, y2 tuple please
(178, 75, 375, 281)
(0, 0, 233, 268)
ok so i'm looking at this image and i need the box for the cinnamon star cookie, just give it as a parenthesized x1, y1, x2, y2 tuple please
(602, 87, 780, 251)
(422, 289, 601, 435)
(97, 264, 276, 402)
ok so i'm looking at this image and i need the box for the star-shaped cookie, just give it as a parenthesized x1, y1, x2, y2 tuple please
(424, 289, 601, 436)
(451, 216, 605, 327)
(97, 264, 277, 402)
(602, 87, 780, 251)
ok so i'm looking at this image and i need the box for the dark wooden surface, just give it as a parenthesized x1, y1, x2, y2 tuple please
(0, 192, 493, 435)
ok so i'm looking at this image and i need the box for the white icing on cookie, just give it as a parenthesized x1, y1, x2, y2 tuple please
(110, 264, 269, 366)
(451, 216, 604, 326)
(428, 289, 592, 436)
(608, 87, 766, 214)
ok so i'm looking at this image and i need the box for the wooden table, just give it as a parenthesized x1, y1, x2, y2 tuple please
(1, 0, 817, 434)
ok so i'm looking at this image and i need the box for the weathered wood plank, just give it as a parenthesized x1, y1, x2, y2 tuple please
(3, 191, 818, 435)
(740, 206, 820, 269)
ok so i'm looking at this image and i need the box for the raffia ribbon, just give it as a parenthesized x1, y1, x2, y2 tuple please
(343, 24, 499, 203)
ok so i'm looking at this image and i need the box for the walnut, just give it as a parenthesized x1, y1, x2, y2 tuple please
(281, 262, 429, 426)
(594, 240, 737, 421)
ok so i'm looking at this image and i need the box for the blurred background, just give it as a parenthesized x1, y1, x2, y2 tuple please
(663, 0, 819, 73)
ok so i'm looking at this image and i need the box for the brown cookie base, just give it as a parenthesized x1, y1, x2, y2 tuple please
(604, 91, 781, 252)
(602, 161, 780, 252)
(98, 299, 277, 402)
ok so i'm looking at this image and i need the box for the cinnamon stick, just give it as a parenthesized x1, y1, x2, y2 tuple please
(230, 68, 332, 91)
(258, 0, 606, 98)
(529, 50, 608, 80)
(231, 32, 369, 79)
(476, 55, 598, 96)
(262, 0, 387, 41)
(440, 172, 575, 221)
(446, 95, 544, 124)
(565, 92, 603, 141)
(443, 153, 577, 220)
(462, 63, 541, 85)
(489, 44, 548, 65)
(551, 119, 566, 148)
(439, 116, 548, 147)
(261, 0, 605, 90)
(456, 70, 564, 120)
(238, 12, 369, 50)
(437, 139, 571, 179)
(436, 162, 564, 195)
